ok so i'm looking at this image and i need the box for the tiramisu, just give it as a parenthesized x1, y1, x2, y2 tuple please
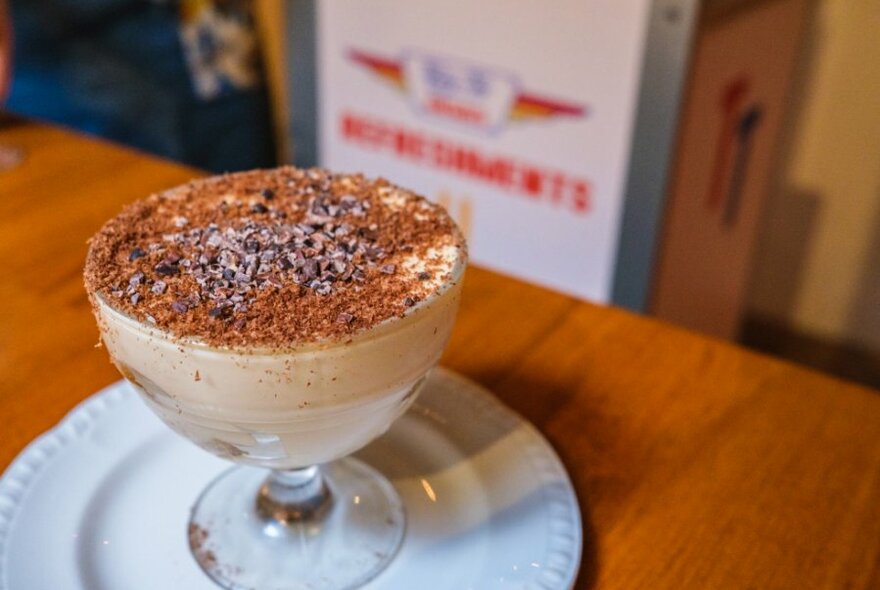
(84, 167, 466, 467)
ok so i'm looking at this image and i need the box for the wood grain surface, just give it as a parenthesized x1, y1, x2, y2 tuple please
(2, 121, 880, 589)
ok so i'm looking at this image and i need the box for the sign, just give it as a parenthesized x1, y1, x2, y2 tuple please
(317, 0, 651, 300)
(650, 0, 807, 338)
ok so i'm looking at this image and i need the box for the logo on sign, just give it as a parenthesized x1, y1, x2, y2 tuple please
(707, 76, 764, 227)
(348, 48, 587, 134)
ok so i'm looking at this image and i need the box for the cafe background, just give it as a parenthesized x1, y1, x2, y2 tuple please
(254, 0, 879, 389)
(6, 0, 879, 388)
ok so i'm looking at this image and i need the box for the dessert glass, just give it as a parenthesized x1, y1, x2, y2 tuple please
(92, 259, 464, 590)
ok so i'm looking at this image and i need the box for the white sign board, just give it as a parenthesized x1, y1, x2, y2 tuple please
(317, 0, 651, 301)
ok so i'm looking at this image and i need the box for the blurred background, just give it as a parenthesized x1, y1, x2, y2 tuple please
(1, 0, 877, 388)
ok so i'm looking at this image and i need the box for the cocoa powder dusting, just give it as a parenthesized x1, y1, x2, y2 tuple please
(84, 167, 466, 348)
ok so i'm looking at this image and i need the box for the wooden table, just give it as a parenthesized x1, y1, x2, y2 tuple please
(3, 120, 880, 589)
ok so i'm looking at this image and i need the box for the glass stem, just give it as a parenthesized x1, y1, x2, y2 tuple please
(256, 465, 332, 529)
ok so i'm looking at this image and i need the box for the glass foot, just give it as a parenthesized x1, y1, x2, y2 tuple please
(188, 458, 406, 590)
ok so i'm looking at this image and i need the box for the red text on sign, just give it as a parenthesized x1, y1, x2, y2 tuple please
(340, 112, 593, 215)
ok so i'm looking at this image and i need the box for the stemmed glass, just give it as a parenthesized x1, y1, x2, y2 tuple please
(92, 264, 463, 590)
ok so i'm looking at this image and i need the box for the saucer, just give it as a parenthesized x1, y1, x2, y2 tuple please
(0, 368, 581, 589)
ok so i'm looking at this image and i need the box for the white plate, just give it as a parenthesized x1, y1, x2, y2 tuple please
(0, 368, 581, 589)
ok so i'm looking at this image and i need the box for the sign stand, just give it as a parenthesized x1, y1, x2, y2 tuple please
(612, 0, 698, 310)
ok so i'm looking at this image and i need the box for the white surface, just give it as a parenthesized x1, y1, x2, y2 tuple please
(0, 369, 581, 589)
(317, 0, 651, 301)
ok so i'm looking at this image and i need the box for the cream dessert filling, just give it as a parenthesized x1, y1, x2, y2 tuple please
(95, 265, 462, 468)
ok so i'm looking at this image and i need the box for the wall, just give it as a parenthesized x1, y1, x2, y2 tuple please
(254, 0, 291, 162)
(747, 0, 880, 352)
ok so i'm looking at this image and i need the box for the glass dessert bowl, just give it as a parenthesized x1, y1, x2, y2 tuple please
(84, 168, 466, 590)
